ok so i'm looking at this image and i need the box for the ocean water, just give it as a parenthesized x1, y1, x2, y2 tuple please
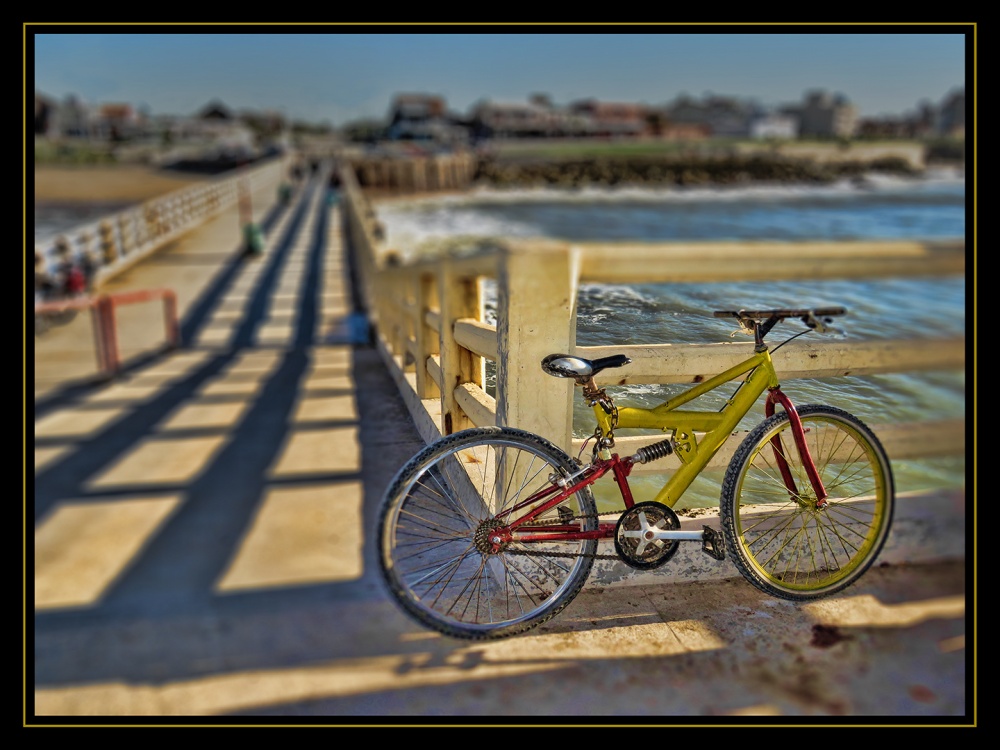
(375, 168, 969, 507)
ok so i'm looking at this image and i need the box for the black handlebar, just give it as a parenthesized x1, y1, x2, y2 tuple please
(713, 307, 847, 320)
(714, 307, 847, 344)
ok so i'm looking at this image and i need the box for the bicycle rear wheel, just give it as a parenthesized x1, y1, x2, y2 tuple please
(720, 404, 894, 600)
(378, 426, 598, 640)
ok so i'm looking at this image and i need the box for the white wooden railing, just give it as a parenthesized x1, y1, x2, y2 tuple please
(35, 156, 288, 289)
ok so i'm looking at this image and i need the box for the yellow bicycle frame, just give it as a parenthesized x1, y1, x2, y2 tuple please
(591, 348, 780, 508)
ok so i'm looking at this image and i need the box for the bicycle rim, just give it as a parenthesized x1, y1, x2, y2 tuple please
(723, 406, 894, 599)
(379, 429, 597, 639)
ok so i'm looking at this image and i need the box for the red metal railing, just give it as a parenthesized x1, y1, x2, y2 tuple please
(35, 288, 179, 378)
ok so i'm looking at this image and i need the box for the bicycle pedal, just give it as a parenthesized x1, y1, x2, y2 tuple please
(701, 526, 726, 561)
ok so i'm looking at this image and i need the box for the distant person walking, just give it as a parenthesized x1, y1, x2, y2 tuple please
(34, 252, 57, 301)
(53, 239, 86, 297)
(77, 248, 100, 292)
(329, 162, 342, 205)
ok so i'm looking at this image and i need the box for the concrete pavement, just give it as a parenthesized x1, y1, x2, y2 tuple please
(30, 166, 973, 724)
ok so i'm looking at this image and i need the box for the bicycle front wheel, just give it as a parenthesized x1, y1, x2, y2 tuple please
(720, 405, 895, 600)
(378, 426, 598, 640)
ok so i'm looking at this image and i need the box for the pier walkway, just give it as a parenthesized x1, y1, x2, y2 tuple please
(30, 166, 971, 723)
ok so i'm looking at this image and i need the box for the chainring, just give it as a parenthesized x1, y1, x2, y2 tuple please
(614, 501, 681, 570)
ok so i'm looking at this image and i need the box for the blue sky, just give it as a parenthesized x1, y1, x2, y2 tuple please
(29, 27, 971, 126)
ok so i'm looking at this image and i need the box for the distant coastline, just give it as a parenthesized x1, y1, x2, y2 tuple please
(34, 144, 965, 212)
(35, 164, 214, 204)
(471, 150, 958, 190)
(352, 138, 964, 197)
(33, 165, 218, 245)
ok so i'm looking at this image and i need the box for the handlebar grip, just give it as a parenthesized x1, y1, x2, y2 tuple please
(811, 307, 847, 317)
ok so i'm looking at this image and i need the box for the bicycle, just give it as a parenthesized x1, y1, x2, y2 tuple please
(377, 307, 895, 640)
(35, 250, 96, 336)
(34, 288, 86, 336)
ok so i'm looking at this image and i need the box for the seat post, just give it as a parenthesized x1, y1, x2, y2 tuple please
(580, 376, 600, 399)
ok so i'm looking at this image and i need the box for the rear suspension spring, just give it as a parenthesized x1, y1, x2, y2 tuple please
(632, 438, 675, 464)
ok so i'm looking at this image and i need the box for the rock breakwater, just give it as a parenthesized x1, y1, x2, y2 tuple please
(473, 153, 922, 188)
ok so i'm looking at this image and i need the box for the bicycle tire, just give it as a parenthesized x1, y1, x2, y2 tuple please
(720, 404, 895, 600)
(377, 426, 598, 640)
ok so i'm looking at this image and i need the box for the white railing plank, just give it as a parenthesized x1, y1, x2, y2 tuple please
(578, 337, 966, 384)
(454, 383, 497, 428)
(576, 239, 964, 283)
(453, 318, 499, 361)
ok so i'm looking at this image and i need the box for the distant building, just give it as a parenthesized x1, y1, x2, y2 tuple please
(93, 102, 142, 141)
(198, 100, 235, 120)
(57, 95, 92, 138)
(748, 110, 798, 139)
(568, 99, 650, 137)
(664, 94, 763, 138)
(854, 98, 939, 139)
(936, 88, 965, 138)
(469, 99, 567, 139)
(150, 100, 260, 161)
(795, 90, 858, 138)
(34, 91, 58, 136)
(910, 101, 938, 138)
(385, 93, 467, 143)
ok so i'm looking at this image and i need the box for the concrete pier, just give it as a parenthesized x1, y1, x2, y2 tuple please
(30, 166, 971, 723)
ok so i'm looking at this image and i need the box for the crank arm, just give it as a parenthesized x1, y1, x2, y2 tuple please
(643, 530, 705, 541)
(635, 527, 727, 560)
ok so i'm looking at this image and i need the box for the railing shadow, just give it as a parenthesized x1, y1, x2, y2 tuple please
(32, 168, 440, 699)
(32, 192, 291, 422)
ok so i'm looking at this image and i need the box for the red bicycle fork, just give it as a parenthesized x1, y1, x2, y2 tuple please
(766, 387, 829, 508)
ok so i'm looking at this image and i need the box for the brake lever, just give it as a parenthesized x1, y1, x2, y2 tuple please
(801, 312, 843, 335)
(729, 316, 756, 338)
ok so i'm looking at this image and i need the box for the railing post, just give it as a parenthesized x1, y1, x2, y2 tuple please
(391, 272, 408, 361)
(438, 258, 481, 435)
(99, 295, 121, 376)
(496, 241, 580, 453)
(90, 297, 110, 375)
(99, 220, 118, 265)
(118, 214, 133, 256)
(163, 290, 180, 348)
(414, 271, 440, 399)
(381, 269, 396, 359)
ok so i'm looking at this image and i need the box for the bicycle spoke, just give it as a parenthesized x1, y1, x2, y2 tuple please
(397, 501, 473, 540)
(723, 406, 894, 599)
(379, 429, 598, 639)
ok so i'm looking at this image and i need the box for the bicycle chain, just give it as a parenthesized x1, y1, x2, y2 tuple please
(511, 547, 621, 561)
(509, 509, 625, 560)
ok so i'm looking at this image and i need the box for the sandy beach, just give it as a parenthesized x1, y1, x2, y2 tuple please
(34, 165, 214, 204)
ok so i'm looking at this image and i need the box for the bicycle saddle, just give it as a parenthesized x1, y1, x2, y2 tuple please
(541, 353, 632, 383)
